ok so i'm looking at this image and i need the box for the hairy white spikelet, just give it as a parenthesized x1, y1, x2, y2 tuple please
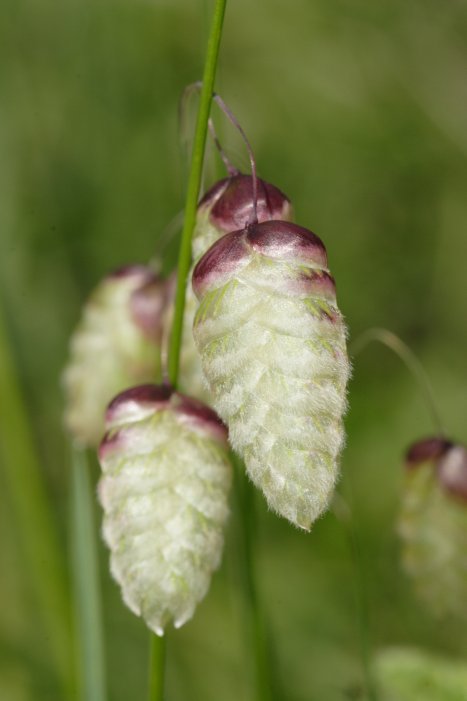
(63, 266, 168, 446)
(374, 647, 467, 701)
(192, 220, 350, 530)
(399, 438, 467, 618)
(178, 175, 293, 402)
(98, 384, 232, 635)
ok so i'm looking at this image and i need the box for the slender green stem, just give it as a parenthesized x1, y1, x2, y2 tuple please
(167, 0, 228, 387)
(148, 633, 166, 701)
(150, 1, 227, 698)
(333, 494, 378, 701)
(350, 327, 444, 436)
(0, 299, 73, 696)
(71, 446, 106, 701)
(233, 455, 275, 701)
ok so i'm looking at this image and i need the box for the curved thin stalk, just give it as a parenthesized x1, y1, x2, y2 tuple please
(0, 299, 73, 696)
(71, 446, 107, 701)
(167, 0, 228, 387)
(350, 327, 444, 436)
(179, 83, 239, 177)
(212, 93, 258, 224)
(208, 117, 240, 176)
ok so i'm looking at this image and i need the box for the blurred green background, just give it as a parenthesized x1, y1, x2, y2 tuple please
(1, 0, 467, 699)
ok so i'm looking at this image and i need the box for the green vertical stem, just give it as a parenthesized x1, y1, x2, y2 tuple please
(234, 456, 276, 701)
(347, 510, 378, 701)
(151, 0, 227, 698)
(148, 633, 166, 701)
(0, 299, 73, 696)
(333, 492, 378, 701)
(167, 0, 227, 387)
(71, 446, 107, 701)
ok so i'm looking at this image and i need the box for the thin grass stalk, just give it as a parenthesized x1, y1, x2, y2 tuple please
(347, 522, 378, 701)
(147, 1, 227, 698)
(233, 455, 277, 701)
(351, 327, 444, 435)
(148, 633, 166, 701)
(71, 446, 107, 701)
(333, 493, 378, 701)
(167, 0, 227, 387)
(0, 298, 73, 696)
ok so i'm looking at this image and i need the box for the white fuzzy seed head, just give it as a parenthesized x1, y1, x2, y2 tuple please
(63, 266, 169, 446)
(98, 384, 232, 635)
(192, 220, 350, 530)
(399, 437, 467, 619)
(178, 175, 293, 403)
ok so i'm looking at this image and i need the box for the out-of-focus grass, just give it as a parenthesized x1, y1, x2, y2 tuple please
(1, 0, 467, 699)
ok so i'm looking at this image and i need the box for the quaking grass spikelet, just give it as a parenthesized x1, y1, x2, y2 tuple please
(63, 266, 168, 446)
(177, 175, 292, 402)
(193, 220, 350, 529)
(98, 384, 232, 635)
(399, 437, 467, 618)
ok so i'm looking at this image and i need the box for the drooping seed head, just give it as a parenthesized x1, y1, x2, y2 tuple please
(98, 384, 231, 636)
(63, 265, 170, 446)
(399, 436, 467, 618)
(192, 218, 350, 530)
(178, 175, 293, 404)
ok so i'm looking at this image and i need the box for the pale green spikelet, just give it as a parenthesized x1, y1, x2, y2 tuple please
(63, 265, 168, 447)
(178, 174, 293, 402)
(97, 384, 232, 635)
(399, 438, 467, 618)
(192, 220, 350, 530)
(374, 647, 467, 701)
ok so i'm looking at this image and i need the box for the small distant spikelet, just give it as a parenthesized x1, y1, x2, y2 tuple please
(399, 437, 467, 618)
(63, 266, 168, 446)
(192, 220, 350, 530)
(98, 384, 232, 635)
(374, 647, 467, 701)
(178, 174, 293, 402)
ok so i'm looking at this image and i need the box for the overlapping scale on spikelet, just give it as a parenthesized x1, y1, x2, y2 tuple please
(63, 266, 168, 446)
(178, 175, 292, 402)
(98, 384, 232, 635)
(192, 220, 350, 530)
(399, 437, 467, 618)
